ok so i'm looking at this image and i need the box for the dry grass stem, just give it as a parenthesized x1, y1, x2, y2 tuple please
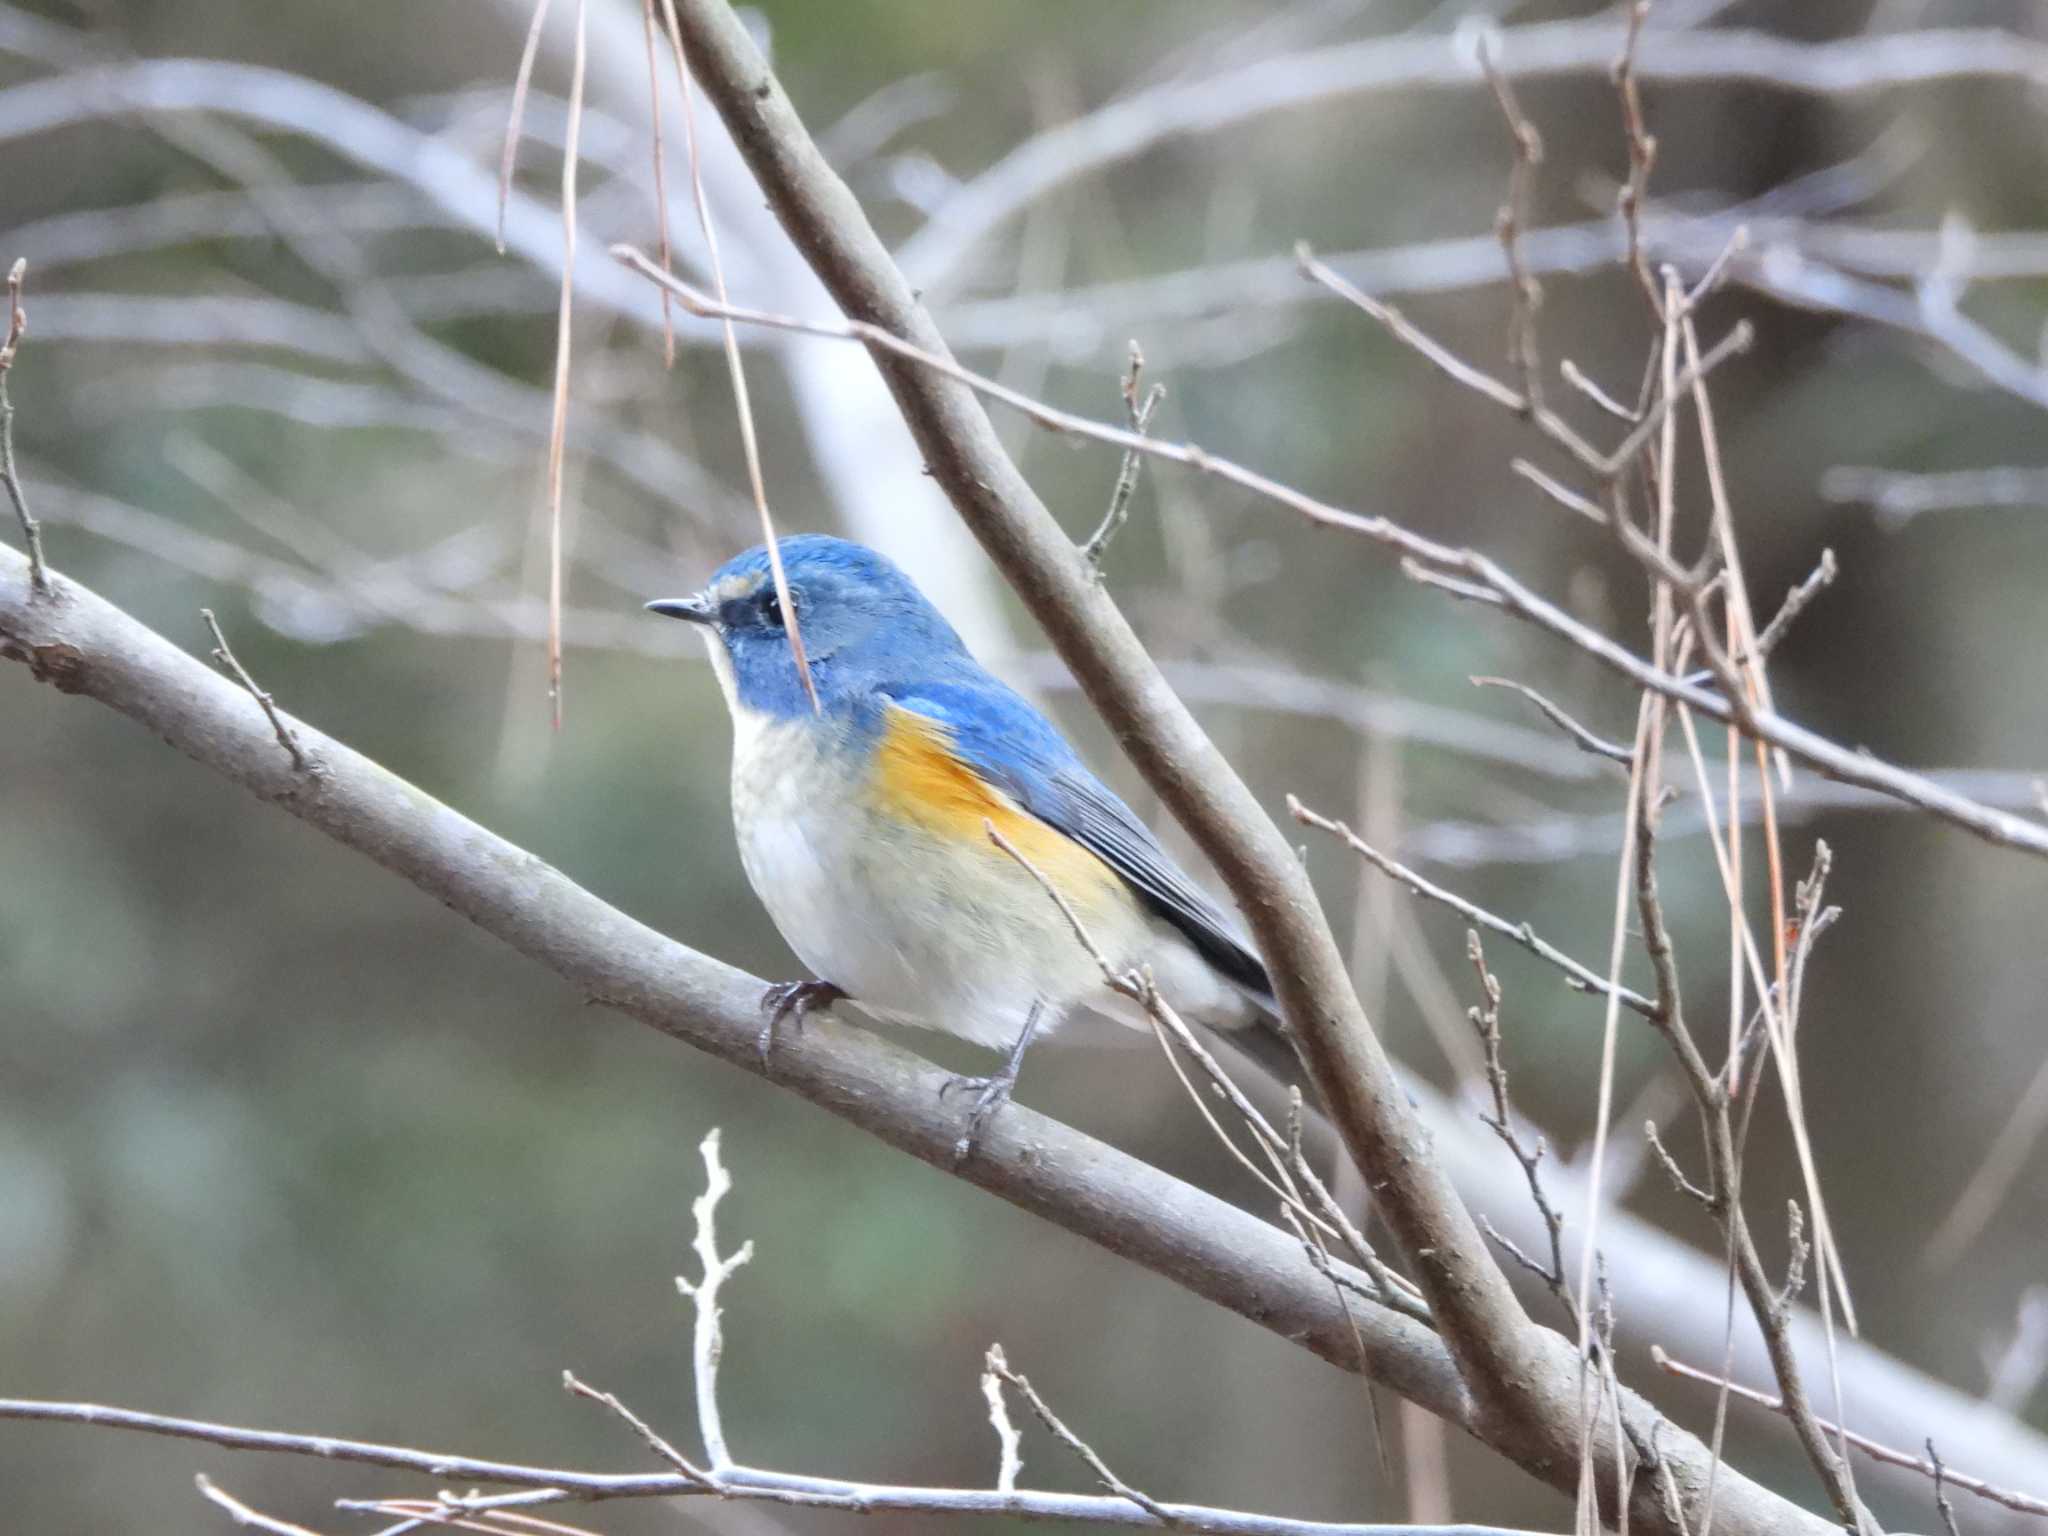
(542, 0, 586, 728)
(640, 0, 678, 365)
(497, 0, 555, 254)
(655, 5, 819, 712)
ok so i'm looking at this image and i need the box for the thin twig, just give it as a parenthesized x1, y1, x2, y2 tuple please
(1081, 341, 1165, 569)
(201, 608, 310, 772)
(980, 817, 1430, 1323)
(1652, 1351, 2048, 1519)
(1477, 31, 1546, 415)
(1298, 244, 1753, 486)
(1472, 676, 1632, 766)
(1290, 797, 1656, 1019)
(1643, 1121, 1714, 1208)
(196, 1473, 331, 1536)
(1464, 931, 1577, 1329)
(562, 1371, 714, 1485)
(1928, 1442, 1964, 1536)
(1613, 0, 1660, 311)
(986, 1345, 1178, 1526)
(1750, 550, 1836, 659)
(1559, 359, 1640, 424)
(0, 258, 50, 592)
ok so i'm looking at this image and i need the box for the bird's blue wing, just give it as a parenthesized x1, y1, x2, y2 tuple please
(877, 677, 1274, 1007)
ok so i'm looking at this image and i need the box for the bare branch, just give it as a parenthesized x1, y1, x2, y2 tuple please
(1751, 549, 1837, 660)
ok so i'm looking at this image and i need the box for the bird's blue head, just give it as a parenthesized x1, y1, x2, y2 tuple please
(647, 535, 968, 719)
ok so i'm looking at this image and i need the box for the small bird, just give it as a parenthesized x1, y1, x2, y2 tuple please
(649, 535, 1296, 1157)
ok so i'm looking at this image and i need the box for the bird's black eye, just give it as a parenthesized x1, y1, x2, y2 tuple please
(760, 589, 786, 629)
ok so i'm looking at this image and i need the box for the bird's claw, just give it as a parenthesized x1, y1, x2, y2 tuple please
(942, 1069, 1018, 1165)
(758, 979, 846, 1064)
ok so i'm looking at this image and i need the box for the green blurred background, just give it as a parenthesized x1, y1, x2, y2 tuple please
(3, 0, 2046, 1531)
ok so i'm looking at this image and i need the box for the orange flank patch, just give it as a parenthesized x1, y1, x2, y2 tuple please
(870, 705, 1121, 908)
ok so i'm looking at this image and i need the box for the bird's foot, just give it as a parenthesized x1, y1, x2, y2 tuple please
(940, 1001, 1044, 1164)
(758, 979, 846, 1063)
(940, 1065, 1020, 1165)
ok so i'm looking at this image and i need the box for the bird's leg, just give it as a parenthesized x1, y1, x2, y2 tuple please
(758, 978, 847, 1063)
(944, 1000, 1045, 1164)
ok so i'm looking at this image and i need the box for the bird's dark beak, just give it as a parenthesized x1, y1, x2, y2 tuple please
(645, 593, 714, 626)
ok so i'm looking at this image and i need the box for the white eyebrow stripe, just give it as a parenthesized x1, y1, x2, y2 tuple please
(711, 572, 767, 605)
